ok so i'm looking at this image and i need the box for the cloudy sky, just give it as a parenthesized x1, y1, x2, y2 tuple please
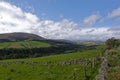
(0, 0, 120, 41)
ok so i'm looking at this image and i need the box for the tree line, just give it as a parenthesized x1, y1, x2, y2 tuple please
(106, 37, 120, 48)
(0, 44, 97, 59)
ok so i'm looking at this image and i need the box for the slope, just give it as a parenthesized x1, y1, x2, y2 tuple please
(0, 45, 103, 80)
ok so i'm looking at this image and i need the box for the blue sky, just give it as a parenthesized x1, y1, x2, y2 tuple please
(0, 0, 120, 40)
(5, 0, 120, 27)
(6, 0, 120, 20)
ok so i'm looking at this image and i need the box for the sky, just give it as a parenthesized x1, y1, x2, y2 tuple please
(0, 0, 120, 41)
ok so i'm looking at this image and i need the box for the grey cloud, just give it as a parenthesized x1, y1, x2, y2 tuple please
(107, 27, 120, 31)
(86, 29, 95, 33)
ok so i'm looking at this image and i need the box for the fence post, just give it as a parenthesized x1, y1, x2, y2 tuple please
(92, 58, 95, 68)
(83, 62, 87, 79)
(73, 68, 77, 80)
(73, 72, 76, 80)
(90, 61, 92, 74)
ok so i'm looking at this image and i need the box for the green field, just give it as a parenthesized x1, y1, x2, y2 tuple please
(0, 45, 102, 80)
(0, 41, 50, 49)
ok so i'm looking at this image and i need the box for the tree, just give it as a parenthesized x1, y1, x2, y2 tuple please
(106, 37, 120, 48)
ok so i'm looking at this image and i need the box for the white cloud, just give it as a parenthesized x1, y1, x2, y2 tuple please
(0, 1, 40, 33)
(0, 1, 120, 41)
(107, 8, 120, 18)
(38, 19, 78, 39)
(83, 14, 100, 27)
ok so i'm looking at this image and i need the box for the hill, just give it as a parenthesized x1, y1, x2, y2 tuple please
(0, 32, 44, 42)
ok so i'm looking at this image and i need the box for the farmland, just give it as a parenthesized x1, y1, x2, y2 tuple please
(0, 41, 50, 49)
(0, 46, 102, 80)
(0, 32, 104, 80)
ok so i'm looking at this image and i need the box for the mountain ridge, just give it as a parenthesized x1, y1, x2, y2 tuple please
(0, 32, 45, 42)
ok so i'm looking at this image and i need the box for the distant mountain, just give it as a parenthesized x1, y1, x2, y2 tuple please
(71, 39, 104, 43)
(0, 32, 45, 42)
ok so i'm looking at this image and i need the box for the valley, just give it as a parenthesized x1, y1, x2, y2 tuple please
(0, 33, 119, 80)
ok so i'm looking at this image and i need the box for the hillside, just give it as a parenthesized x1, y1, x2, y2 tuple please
(0, 32, 105, 80)
(0, 41, 50, 49)
(0, 33, 105, 80)
(0, 32, 44, 42)
(0, 48, 102, 80)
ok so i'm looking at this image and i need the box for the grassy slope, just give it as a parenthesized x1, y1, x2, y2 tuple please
(0, 45, 102, 80)
(106, 50, 120, 80)
(0, 41, 50, 49)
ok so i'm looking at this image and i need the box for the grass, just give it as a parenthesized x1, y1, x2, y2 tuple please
(0, 64, 85, 80)
(0, 49, 101, 63)
(0, 45, 102, 80)
(0, 41, 50, 49)
(106, 50, 120, 80)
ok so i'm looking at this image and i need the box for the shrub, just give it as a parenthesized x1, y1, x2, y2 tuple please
(108, 49, 118, 55)
(10, 69, 15, 72)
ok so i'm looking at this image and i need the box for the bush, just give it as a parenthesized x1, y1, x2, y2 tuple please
(108, 49, 118, 55)
(10, 69, 15, 72)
